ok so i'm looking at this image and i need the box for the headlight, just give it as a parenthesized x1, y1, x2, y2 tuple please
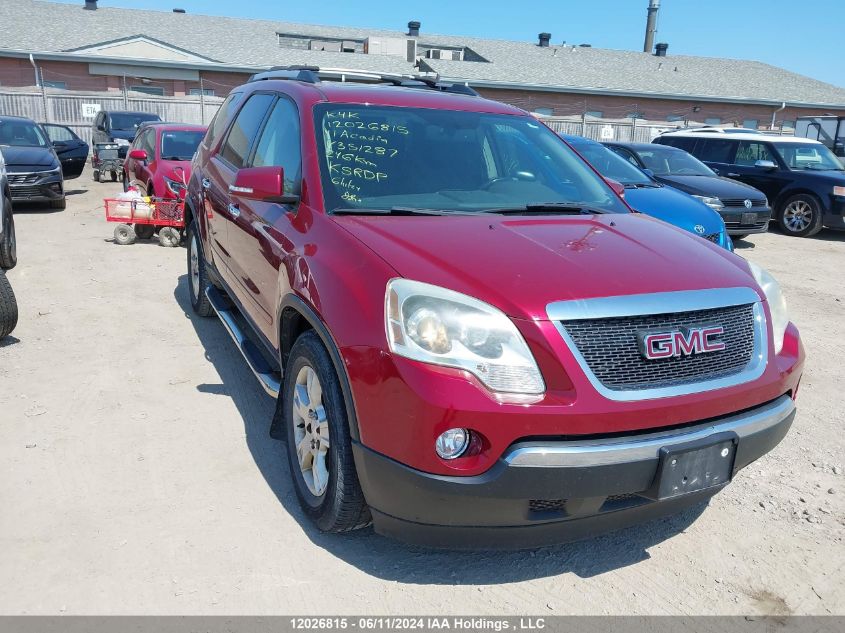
(693, 195, 724, 210)
(833, 186, 845, 197)
(386, 279, 545, 395)
(115, 138, 130, 147)
(747, 261, 788, 354)
(164, 176, 187, 195)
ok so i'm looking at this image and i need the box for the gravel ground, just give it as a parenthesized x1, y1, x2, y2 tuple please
(0, 169, 842, 615)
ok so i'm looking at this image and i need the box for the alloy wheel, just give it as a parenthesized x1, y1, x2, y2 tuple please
(291, 365, 331, 497)
(189, 235, 200, 301)
(783, 200, 813, 233)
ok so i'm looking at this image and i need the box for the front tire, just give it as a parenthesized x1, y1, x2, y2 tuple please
(283, 331, 370, 533)
(113, 223, 136, 245)
(50, 197, 66, 210)
(0, 270, 19, 339)
(1, 196, 16, 270)
(778, 194, 823, 237)
(186, 221, 213, 317)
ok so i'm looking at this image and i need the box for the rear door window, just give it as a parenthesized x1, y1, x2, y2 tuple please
(696, 138, 736, 163)
(735, 141, 777, 166)
(219, 93, 274, 169)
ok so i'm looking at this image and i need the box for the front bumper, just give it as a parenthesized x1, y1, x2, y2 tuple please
(355, 394, 796, 549)
(8, 171, 64, 202)
(720, 206, 772, 235)
(823, 196, 845, 229)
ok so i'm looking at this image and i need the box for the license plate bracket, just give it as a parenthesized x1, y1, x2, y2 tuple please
(741, 211, 757, 225)
(648, 433, 737, 500)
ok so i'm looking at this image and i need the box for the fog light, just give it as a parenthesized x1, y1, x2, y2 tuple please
(435, 428, 470, 460)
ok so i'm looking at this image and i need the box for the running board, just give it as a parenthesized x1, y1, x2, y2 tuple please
(205, 287, 281, 398)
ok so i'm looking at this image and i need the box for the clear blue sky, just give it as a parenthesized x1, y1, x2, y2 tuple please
(55, 0, 844, 88)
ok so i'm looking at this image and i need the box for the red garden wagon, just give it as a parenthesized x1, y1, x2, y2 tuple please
(103, 196, 185, 247)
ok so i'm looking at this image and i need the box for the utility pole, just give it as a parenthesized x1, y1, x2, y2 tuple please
(122, 74, 128, 108)
(643, 0, 660, 53)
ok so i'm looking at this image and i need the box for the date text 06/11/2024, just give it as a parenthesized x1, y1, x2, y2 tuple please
(289, 618, 548, 631)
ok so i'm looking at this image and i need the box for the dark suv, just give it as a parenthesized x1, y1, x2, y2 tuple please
(92, 110, 162, 158)
(654, 131, 845, 237)
(184, 68, 803, 548)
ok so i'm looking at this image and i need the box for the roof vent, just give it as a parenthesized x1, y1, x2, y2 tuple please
(407, 21, 421, 37)
(84, 0, 97, 9)
(538, 32, 551, 47)
(173, 8, 186, 13)
(655, 42, 668, 56)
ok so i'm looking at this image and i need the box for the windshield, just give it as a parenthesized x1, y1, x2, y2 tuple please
(634, 146, 715, 176)
(314, 105, 630, 214)
(566, 140, 652, 185)
(109, 113, 160, 131)
(773, 142, 844, 171)
(0, 120, 49, 147)
(160, 130, 204, 161)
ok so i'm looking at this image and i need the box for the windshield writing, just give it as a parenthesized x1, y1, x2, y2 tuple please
(315, 105, 629, 214)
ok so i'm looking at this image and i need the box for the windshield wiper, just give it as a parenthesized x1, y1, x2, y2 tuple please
(331, 206, 448, 216)
(480, 203, 612, 215)
(624, 182, 661, 189)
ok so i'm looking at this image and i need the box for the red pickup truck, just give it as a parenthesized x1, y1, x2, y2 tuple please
(184, 67, 804, 548)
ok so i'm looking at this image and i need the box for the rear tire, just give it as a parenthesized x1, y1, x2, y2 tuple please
(0, 271, 19, 340)
(187, 221, 213, 317)
(283, 331, 370, 533)
(1, 196, 16, 270)
(110, 171, 118, 182)
(92, 169, 100, 182)
(113, 223, 136, 245)
(778, 194, 823, 237)
(158, 226, 180, 247)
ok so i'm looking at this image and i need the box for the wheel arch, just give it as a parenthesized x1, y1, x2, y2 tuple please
(774, 188, 824, 212)
(278, 294, 361, 441)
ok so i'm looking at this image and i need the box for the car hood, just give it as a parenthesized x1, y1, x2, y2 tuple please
(110, 130, 137, 142)
(623, 185, 724, 236)
(656, 174, 765, 200)
(334, 213, 757, 320)
(158, 159, 193, 179)
(0, 145, 57, 168)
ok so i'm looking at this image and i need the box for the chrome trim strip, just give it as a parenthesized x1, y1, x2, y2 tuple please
(546, 287, 761, 321)
(505, 395, 794, 468)
(206, 287, 280, 398)
(547, 288, 768, 401)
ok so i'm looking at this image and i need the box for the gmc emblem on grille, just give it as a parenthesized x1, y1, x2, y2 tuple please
(637, 326, 726, 360)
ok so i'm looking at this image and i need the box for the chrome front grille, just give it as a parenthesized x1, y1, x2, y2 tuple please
(560, 304, 756, 392)
(721, 198, 767, 207)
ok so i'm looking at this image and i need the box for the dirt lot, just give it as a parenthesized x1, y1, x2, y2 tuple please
(0, 168, 843, 616)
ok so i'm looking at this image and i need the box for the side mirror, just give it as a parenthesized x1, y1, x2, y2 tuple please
(96, 123, 106, 132)
(834, 142, 844, 157)
(642, 168, 655, 178)
(128, 149, 148, 161)
(754, 159, 777, 170)
(230, 166, 299, 204)
(605, 177, 625, 198)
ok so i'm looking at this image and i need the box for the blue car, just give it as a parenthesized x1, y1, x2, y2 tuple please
(560, 134, 733, 251)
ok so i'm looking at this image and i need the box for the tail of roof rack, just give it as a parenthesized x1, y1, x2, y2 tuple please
(248, 65, 479, 97)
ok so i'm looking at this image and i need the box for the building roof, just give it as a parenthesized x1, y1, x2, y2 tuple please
(3, 0, 845, 108)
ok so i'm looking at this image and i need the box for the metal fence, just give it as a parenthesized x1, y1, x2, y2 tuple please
(0, 88, 225, 145)
(540, 115, 794, 141)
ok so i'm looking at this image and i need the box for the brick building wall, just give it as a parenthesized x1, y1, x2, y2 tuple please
(1, 57, 842, 128)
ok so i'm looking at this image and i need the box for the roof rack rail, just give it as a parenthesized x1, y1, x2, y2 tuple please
(248, 65, 479, 96)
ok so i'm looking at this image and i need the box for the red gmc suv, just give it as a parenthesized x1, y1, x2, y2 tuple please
(184, 67, 804, 548)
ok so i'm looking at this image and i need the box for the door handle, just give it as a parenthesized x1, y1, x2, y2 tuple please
(228, 203, 241, 219)
(202, 178, 211, 190)
(727, 173, 740, 178)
